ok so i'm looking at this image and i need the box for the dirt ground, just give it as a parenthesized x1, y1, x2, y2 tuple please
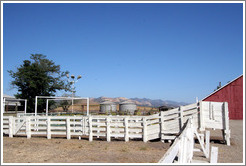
(209, 120, 244, 163)
(3, 137, 170, 163)
(2, 120, 244, 163)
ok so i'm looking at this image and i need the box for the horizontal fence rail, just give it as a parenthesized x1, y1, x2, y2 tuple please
(3, 114, 161, 142)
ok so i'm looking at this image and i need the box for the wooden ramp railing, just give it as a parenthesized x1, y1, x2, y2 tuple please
(160, 101, 230, 145)
(158, 118, 219, 163)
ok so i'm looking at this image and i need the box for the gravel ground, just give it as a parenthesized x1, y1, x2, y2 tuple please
(2, 120, 243, 163)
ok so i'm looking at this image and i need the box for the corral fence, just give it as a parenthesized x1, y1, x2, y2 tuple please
(160, 101, 230, 145)
(159, 117, 219, 163)
(3, 114, 159, 142)
(3, 101, 230, 145)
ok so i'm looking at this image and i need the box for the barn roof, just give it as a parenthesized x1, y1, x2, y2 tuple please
(202, 74, 243, 101)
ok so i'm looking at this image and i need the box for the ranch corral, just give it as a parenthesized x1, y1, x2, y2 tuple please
(2, 101, 244, 163)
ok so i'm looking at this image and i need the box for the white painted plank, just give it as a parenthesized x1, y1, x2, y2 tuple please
(210, 146, 218, 163)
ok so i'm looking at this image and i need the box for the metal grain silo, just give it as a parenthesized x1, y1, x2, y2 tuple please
(100, 101, 117, 113)
(119, 101, 137, 115)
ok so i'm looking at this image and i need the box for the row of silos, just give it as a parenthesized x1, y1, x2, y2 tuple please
(100, 101, 137, 115)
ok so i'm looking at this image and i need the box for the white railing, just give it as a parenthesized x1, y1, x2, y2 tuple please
(160, 101, 230, 145)
(158, 118, 219, 163)
(3, 114, 160, 142)
(3, 101, 230, 145)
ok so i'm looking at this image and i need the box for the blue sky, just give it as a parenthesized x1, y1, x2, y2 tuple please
(2, 2, 244, 103)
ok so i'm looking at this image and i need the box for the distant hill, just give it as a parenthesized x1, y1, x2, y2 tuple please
(89, 96, 189, 108)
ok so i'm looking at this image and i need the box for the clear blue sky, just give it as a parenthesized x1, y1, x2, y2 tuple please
(3, 2, 244, 103)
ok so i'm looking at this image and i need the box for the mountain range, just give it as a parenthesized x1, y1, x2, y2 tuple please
(89, 96, 189, 108)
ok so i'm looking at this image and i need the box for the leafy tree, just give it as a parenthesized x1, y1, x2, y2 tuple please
(59, 93, 72, 112)
(8, 54, 71, 113)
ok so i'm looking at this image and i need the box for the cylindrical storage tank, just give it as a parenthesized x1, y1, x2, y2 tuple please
(119, 101, 137, 115)
(100, 101, 117, 113)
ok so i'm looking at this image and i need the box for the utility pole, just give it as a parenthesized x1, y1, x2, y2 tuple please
(66, 74, 82, 113)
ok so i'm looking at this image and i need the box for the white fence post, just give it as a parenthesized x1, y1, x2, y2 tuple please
(96, 119, 100, 138)
(124, 117, 129, 142)
(66, 117, 71, 140)
(106, 117, 111, 142)
(223, 102, 230, 146)
(206, 130, 210, 157)
(143, 117, 148, 142)
(160, 112, 165, 142)
(178, 136, 185, 163)
(46, 117, 51, 139)
(8, 117, 13, 138)
(179, 106, 184, 129)
(26, 117, 31, 139)
(210, 146, 218, 163)
(199, 101, 205, 131)
(89, 116, 93, 141)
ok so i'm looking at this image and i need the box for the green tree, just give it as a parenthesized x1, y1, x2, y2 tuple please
(8, 54, 71, 113)
(59, 93, 72, 112)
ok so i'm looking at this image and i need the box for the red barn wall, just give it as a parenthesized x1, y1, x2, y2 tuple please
(203, 76, 243, 120)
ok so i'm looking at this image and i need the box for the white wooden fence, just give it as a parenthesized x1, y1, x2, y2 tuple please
(3, 101, 230, 145)
(158, 118, 219, 163)
(160, 101, 230, 145)
(3, 114, 160, 142)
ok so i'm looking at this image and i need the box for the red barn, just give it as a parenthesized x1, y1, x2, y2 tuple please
(202, 75, 243, 120)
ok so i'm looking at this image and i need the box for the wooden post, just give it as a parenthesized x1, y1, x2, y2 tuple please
(160, 111, 165, 142)
(24, 99, 27, 114)
(199, 101, 205, 131)
(206, 130, 210, 157)
(178, 136, 185, 163)
(200, 133, 205, 146)
(179, 106, 184, 129)
(26, 117, 31, 139)
(124, 117, 129, 142)
(66, 118, 71, 140)
(87, 97, 89, 116)
(143, 117, 147, 142)
(46, 99, 49, 116)
(223, 102, 230, 146)
(210, 146, 218, 163)
(46, 117, 51, 139)
(106, 117, 111, 142)
(8, 117, 13, 138)
(97, 119, 100, 138)
(15, 103, 18, 114)
(89, 116, 93, 141)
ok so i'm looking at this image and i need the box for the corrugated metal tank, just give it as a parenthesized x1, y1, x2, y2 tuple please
(100, 101, 117, 113)
(119, 101, 137, 115)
